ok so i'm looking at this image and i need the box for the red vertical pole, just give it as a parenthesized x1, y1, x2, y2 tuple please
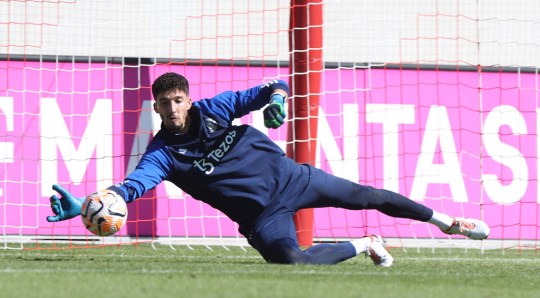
(288, 0, 323, 248)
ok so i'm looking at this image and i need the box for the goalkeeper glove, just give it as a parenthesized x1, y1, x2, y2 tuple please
(263, 93, 287, 129)
(46, 184, 85, 222)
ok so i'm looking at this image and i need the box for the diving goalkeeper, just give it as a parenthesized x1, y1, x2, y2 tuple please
(46, 72, 490, 266)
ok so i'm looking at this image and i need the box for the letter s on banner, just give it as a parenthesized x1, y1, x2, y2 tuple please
(482, 105, 528, 204)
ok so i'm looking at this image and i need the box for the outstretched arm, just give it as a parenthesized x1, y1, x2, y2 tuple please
(46, 145, 170, 222)
(195, 79, 290, 125)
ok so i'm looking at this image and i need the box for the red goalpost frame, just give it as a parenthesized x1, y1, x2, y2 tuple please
(288, 0, 324, 247)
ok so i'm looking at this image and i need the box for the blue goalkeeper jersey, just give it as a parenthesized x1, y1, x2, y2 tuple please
(109, 79, 299, 231)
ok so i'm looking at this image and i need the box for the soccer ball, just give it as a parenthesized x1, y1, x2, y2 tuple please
(81, 190, 128, 236)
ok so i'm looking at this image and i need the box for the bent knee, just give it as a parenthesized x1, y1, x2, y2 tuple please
(261, 238, 307, 264)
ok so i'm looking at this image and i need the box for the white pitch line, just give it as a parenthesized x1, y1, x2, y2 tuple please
(1, 251, 538, 262)
(398, 256, 540, 262)
(0, 267, 535, 278)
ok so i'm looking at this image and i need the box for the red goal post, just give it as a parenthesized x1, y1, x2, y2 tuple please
(288, 0, 324, 248)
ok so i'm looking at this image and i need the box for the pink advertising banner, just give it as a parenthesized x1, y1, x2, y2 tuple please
(0, 61, 539, 240)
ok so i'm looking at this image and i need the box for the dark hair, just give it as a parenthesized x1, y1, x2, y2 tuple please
(151, 72, 190, 99)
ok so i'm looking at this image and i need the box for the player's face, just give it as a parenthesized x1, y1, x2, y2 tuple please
(153, 89, 192, 134)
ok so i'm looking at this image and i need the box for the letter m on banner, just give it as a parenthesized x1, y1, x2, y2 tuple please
(40, 98, 113, 196)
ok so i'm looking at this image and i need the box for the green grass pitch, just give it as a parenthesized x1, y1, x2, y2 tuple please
(0, 244, 538, 298)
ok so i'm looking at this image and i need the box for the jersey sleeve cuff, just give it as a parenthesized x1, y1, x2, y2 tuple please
(269, 80, 290, 97)
(107, 185, 130, 203)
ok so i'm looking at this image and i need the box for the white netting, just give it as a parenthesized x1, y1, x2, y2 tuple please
(1, 0, 539, 251)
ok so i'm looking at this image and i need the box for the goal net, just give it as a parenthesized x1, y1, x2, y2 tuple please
(1, 0, 539, 251)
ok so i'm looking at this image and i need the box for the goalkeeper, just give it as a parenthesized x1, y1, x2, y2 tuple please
(46, 72, 490, 267)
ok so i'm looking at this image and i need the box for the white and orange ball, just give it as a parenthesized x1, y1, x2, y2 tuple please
(81, 190, 128, 236)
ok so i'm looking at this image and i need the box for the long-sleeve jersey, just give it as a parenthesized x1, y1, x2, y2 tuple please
(108, 79, 299, 232)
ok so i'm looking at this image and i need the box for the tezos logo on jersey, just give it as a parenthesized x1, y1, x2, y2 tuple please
(192, 130, 237, 174)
